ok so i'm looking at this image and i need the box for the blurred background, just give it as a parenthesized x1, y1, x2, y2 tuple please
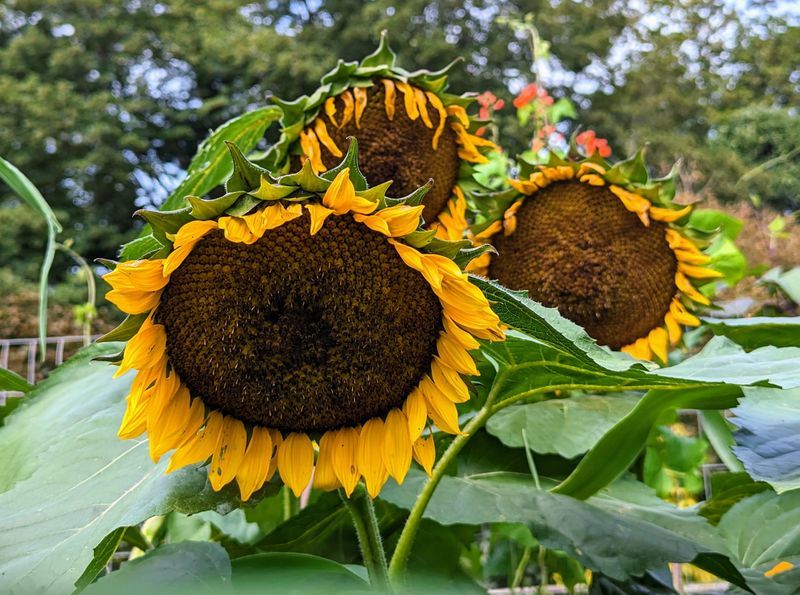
(0, 0, 798, 342)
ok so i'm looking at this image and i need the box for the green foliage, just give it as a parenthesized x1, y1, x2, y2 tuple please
(0, 344, 250, 592)
(643, 424, 708, 500)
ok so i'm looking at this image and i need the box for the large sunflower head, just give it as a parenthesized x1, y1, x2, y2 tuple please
(470, 150, 724, 363)
(102, 141, 504, 501)
(261, 31, 496, 238)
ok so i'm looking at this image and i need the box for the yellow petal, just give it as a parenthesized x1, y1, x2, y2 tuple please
(431, 357, 470, 403)
(509, 178, 538, 195)
(278, 432, 314, 497)
(266, 429, 283, 481)
(670, 299, 701, 326)
(674, 248, 711, 265)
(209, 416, 247, 491)
(425, 92, 447, 150)
(305, 203, 335, 235)
(118, 363, 163, 439)
(402, 386, 428, 441)
(357, 419, 389, 498)
(579, 173, 606, 187)
(114, 320, 166, 377)
(621, 337, 652, 361)
(540, 166, 574, 181)
(395, 81, 419, 120)
(390, 240, 444, 291)
(313, 431, 340, 491)
(236, 427, 273, 501)
(678, 262, 724, 279)
(442, 315, 480, 351)
(382, 409, 412, 484)
(353, 86, 368, 129)
(105, 288, 162, 315)
(339, 90, 355, 128)
(675, 271, 711, 305)
(382, 79, 396, 120)
(332, 427, 360, 497)
(445, 104, 469, 126)
(218, 215, 259, 244)
(412, 436, 435, 476)
(650, 204, 692, 222)
(104, 259, 168, 292)
(420, 376, 461, 434)
(437, 331, 479, 376)
(171, 219, 218, 249)
(322, 168, 377, 215)
(609, 185, 650, 226)
(354, 205, 423, 237)
(149, 385, 201, 461)
(166, 411, 224, 473)
(648, 326, 669, 364)
(314, 118, 343, 157)
(261, 203, 303, 232)
(299, 129, 326, 173)
(324, 96, 338, 127)
(414, 87, 433, 128)
(577, 162, 606, 176)
(664, 312, 682, 345)
(765, 561, 794, 578)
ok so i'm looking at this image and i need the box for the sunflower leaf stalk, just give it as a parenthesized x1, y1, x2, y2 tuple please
(340, 485, 390, 591)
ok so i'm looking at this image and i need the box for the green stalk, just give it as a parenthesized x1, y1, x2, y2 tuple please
(387, 369, 510, 585)
(340, 485, 390, 591)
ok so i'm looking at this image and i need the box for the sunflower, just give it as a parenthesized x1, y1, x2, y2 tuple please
(261, 31, 496, 239)
(469, 151, 723, 363)
(102, 141, 504, 501)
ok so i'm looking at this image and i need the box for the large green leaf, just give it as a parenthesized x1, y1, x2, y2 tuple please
(731, 387, 800, 493)
(762, 267, 800, 305)
(0, 344, 241, 593)
(702, 316, 800, 349)
(0, 156, 62, 353)
(0, 368, 32, 393)
(157, 106, 282, 213)
(486, 394, 640, 458)
(232, 552, 370, 593)
(716, 490, 800, 595)
(381, 471, 743, 585)
(83, 541, 232, 595)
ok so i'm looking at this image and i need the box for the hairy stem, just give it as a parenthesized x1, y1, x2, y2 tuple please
(341, 485, 390, 591)
(387, 370, 509, 586)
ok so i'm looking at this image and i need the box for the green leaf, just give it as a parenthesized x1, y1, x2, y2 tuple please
(97, 313, 148, 343)
(224, 141, 269, 193)
(187, 191, 245, 219)
(486, 394, 640, 458)
(83, 542, 232, 595)
(118, 235, 166, 262)
(702, 316, 800, 349)
(689, 208, 744, 240)
(717, 490, 800, 573)
(762, 267, 800, 305)
(706, 236, 747, 285)
(321, 137, 369, 190)
(604, 149, 648, 185)
(0, 156, 63, 355)
(699, 472, 771, 525)
(278, 159, 331, 193)
(0, 368, 32, 393)
(154, 106, 282, 215)
(381, 471, 744, 585)
(649, 336, 800, 389)
(231, 553, 370, 593)
(0, 344, 241, 593)
(730, 386, 800, 492)
(360, 30, 396, 69)
(700, 410, 745, 472)
(73, 527, 126, 591)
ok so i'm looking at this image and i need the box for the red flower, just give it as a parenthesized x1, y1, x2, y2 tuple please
(477, 91, 505, 120)
(513, 83, 538, 109)
(576, 129, 611, 158)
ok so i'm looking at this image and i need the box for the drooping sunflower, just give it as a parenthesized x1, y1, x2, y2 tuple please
(261, 31, 496, 240)
(469, 151, 722, 363)
(102, 141, 504, 501)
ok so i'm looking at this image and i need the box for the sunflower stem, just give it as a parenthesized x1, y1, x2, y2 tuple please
(340, 485, 390, 591)
(387, 369, 509, 587)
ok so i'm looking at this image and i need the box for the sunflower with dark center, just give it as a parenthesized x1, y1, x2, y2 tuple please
(261, 32, 495, 241)
(103, 144, 504, 501)
(469, 154, 723, 363)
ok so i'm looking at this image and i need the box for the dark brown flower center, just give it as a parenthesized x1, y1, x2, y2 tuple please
(488, 181, 677, 348)
(156, 213, 442, 432)
(305, 82, 459, 223)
